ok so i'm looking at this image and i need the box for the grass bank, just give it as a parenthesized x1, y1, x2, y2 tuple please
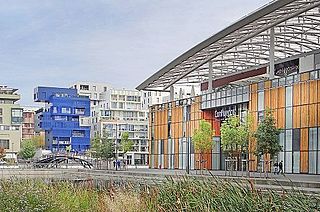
(0, 177, 318, 211)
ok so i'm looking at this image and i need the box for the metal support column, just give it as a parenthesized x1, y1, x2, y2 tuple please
(269, 27, 275, 79)
(208, 60, 213, 92)
(170, 86, 174, 101)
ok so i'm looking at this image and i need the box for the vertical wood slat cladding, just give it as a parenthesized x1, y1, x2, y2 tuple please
(317, 81, 320, 103)
(300, 128, 309, 173)
(318, 104, 320, 126)
(293, 84, 300, 106)
(301, 72, 310, 81)
(309, 81, 317, 104)
(278, 87, 285, 108)
(293, 106, 301, 128)
(301, 82, 309, 105)
(164, 139, 168, 169)
(309, 104, 317, 127)
(270, 89, 278, 109)
(174, 138, 179, 169)
(301, 105, 309, 128)
(154, 140, 158, 169)
(277, 108, 285, 129)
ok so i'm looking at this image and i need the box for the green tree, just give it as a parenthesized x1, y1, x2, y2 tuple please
(192, 120, 214, 170)
(220, 115, 253, 157)
(121, 132, 133, 154)
(91, 136, 114, 160)
(32, 135, 45, 148)
(19, 139, 36, 160)
(254, 109, 281, 159)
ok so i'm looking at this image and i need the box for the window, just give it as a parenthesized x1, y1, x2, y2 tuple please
(72, 130, 85, 137)
(93, 86, 96, 91)
(309, 128, 317, 174)
(0, 108, 2, 115)
(75, 108, 85, 115)
(257, 91, 264, 111)
(61, 107, 71, 114)
(285, 108, 292, 130)
(80, 85, 89, 90)
(0, 139, 9, 149)
(285, 86, 292, 107)
(11, 109, 23, 124)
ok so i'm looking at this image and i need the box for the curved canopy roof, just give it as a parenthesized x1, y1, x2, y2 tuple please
(137, 0, 320, 91)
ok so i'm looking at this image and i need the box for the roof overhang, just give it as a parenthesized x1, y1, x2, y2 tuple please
(137, 0, 320, 91)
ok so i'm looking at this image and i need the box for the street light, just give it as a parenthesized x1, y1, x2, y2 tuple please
(115, 123, 118, 171)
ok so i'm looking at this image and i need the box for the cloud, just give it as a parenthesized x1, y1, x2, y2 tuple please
(0, 0, 270, 105)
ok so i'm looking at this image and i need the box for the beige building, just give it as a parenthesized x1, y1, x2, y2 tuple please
(0, 86, 23, 161)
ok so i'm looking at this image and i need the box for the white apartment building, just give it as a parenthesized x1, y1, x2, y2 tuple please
(70, 82, 112, 136)
(96, 89, 148, 166)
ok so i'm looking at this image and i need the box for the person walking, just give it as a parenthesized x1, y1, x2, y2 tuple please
(273, 162, 278, 175)
(277, 160, 283, 175)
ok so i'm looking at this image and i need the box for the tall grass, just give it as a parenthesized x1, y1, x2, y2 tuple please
(0, 177, 318, 211)
(144, 177, 320, 211)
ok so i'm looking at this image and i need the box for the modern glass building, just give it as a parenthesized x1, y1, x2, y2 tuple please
(137, 0, 320, 174)
(34, 87, 90, 153)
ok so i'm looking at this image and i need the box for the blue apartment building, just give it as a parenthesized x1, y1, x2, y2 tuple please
(34, 87, 90, 153)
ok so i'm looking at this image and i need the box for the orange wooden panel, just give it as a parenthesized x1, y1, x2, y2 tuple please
(301, 82, 309, 105)
(154, 140, 158, 169)
(318, 104, 320, 126)
(163, 139, 168, 169)
(301, 72, 310, 81)
(300, 105, 309, 128)
(250, 92, 258, 111)
(293, 84, 300, 106)
(300, 128, 308, 173)
(309, 104, 317, 127)
(317, 81, 320, 103)
(271, 109, 278, 128)
(251, 83, 258, 92)
(277, 108, 285, 129)
(174, 138, 179, 169)
(309, 81, 317, 104)
(293, 106, 301, 128)
(264, 80, 271, 89)
(278, 87, 285, 108)
(270, 89, 278, 109)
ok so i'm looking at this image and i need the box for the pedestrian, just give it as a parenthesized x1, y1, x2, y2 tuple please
(116, 160, 121, 170)
(273, 162, 278, 175)
(277, 160, 283, 175)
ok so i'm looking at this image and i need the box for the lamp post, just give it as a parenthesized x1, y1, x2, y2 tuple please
(115, 123, 118, 171)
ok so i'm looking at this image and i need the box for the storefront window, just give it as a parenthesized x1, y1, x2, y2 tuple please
(285, 86, 292, 107)
(257, 91, 264, 111)
(285, 107, 292, 129)
(309, 128, 317, 174)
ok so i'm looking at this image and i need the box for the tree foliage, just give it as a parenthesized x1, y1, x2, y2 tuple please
(91, 136, 114, 160)
(254, 109, 281, 159)
(0, 147, 6, 160)
(19, 139, 36, 160)
(192, 120, 214, 154)
(220, 115, 253, 156)
(121, 132, 133, 154)
(32, 135, 45, 148)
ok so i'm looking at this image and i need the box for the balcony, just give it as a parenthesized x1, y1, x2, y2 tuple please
(0, 93, 20, 102)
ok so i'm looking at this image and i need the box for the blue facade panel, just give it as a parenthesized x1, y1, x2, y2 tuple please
(34, 87, 90, 153)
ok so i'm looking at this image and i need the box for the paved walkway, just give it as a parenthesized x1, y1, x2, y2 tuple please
(100, 168, 320, 183)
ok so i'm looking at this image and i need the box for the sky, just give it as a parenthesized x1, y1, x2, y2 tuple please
(0, 0, 270, 105)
